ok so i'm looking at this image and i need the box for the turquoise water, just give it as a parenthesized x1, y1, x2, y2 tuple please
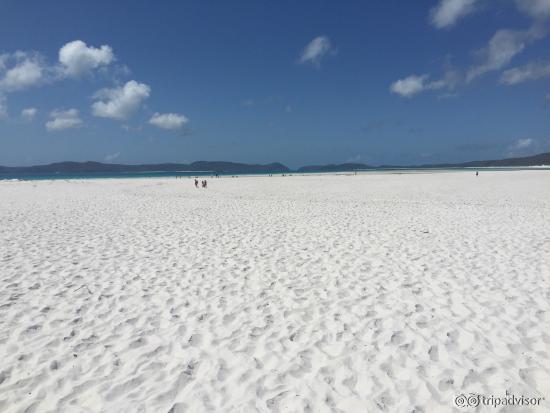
(1, 167, 549, 181)
(0, 170, 285, 181)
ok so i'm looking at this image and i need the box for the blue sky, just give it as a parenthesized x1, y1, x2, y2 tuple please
(1, 0, 549, 167)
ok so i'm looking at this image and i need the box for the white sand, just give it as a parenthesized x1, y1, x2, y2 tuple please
(1, 171, 549, 413)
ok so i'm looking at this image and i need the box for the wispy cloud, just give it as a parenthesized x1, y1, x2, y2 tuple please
(242, 98, 255, 107)
(390, 69, 459, 98)
(0, 54, 8, 71)
(511, 137, 534, 149)
(298, 36, 333, 67)
(430, 0, 480, 29)
(0, 96, 7, 119)
(21, 107, 37, 121)
(45, 108, 82, 131)
(506, 137, 540, 156)
(345, 154, 365, 163)
(500, 60, 550, 84)
(515, 0, 550, 19)
(92, 80, 150, 120)
(466, 28, 544, 82)
(104, 152, 120, 162)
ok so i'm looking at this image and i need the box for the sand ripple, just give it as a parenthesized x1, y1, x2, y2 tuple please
(1, 172, 549, 412)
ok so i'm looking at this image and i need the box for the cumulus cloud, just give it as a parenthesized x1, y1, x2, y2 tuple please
(390, 70, 459, 98)
(500, 61, 550, 84)
(430, 0, 480, 29)
(45, 109, 82, 131)
(298, 36, 333, 67)
(59, 40, 114, 77)
(149, 112, 188, 130)
(0, 40, 115, 94)
(92, 80, 150, 120)
(21, 107, 37, 121)
(0, 54, 44, 92)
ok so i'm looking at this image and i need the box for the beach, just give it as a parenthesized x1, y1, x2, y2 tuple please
(1, 171, 549, 412)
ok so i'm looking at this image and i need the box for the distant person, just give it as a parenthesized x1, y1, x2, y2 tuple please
(194, 178, 199, 188)
(476, 171, 479, 177)
(204, 180, 208, 189)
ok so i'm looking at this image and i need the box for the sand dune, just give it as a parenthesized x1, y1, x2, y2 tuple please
(1, 171, 549, 412)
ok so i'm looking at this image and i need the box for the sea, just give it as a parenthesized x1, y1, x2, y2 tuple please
(1, 167, 549, 181)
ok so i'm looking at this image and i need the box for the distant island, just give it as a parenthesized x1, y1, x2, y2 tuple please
(383, 152, 550, 169)
(0, 161, 290, 175)
(1, 153, 549, 176)
(300, 153, 550, 171)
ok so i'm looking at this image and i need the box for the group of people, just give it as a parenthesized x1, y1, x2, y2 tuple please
(194, 178, 207, 188)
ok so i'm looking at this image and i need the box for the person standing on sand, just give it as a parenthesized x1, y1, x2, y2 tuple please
(194, 178, 199, 188)
(476, 171, 479, 177)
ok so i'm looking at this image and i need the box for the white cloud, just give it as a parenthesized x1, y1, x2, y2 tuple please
(390, 70, 459, 98)
(0, 55, 44, 92)
(500, 61, 550, 84)
(149, 112, 188, 130)
(390, 75, 428, 97)
(507, 138, 538, 156)
(515, 138, 534, 148)
(21, 107, 37, 121)
(104, 152, 120, 162)
(509, 138, 535, 153)
(0, 96, 7, 119)
(515, 0, 550, 19)
(0, 54, 8, 71)
(430, 0, 480, 29)
(92, 80, 150, 120)
(59, 40, 114, 77)
(0, 40, 115, 94)
(466, 29, 532, 82)
(298, 36, 333, 67)
(45, 108, 82, 131)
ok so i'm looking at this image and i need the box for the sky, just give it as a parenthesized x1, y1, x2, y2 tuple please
(1, 0, 550, 168)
